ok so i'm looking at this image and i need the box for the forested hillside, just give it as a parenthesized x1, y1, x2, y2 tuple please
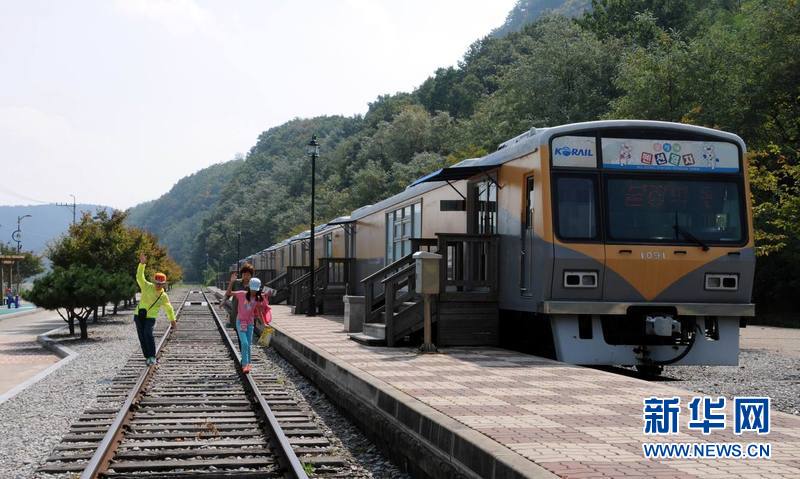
(128, 0, 799, 314)
(126, 160, 241, 279)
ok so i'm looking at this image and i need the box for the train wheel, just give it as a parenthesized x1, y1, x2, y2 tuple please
(635, 364, 664, 378)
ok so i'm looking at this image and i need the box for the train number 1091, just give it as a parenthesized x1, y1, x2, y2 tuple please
(640, 251, 667, 260)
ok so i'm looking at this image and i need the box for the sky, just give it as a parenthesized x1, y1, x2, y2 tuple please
(0, 0, 516, 210)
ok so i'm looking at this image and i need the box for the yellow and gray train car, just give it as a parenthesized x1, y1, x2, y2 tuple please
(237, 120, 754, 369)
(409, 119, 754, 369)
(335, 179, 468, 291)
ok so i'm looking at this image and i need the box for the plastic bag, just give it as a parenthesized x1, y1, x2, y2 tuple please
(258, 326, 274, 347)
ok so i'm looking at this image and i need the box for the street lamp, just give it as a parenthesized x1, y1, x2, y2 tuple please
(237, 230, 242, 270)
(306, 135, 319, 316)
(14, 215, 31, 252)
(13, 214, 31, 295)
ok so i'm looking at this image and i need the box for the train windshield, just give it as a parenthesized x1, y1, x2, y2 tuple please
(605, 177, 744, 245)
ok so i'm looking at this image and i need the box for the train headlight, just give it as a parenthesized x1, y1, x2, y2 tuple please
(563, 271, 598, 288)
(705, 273, 738, 291)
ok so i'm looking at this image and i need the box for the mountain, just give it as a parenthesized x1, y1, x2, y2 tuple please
(491, 0, 591, 38)
(126, 160, 242, 281)
(0, 204, 110, 254)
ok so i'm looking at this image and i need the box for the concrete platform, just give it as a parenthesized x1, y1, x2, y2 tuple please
(266, 304, 800, 479)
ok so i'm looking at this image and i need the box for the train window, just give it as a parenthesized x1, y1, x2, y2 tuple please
(471, 178, 497, 234)
(525, 176, 534, 229)
(324, 234, 333, 258)
(386, 202, 422, 263)
(606, 177, 744, 244)
(555, 176, 598, 240)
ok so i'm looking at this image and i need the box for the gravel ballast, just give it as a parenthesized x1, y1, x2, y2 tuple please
(0, 312, 141, 479)
(252, 342, 411, 479)
(663, 348, 800, 416)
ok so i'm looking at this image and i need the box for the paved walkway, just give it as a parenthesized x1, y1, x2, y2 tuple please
(269, 305, 800, 479)
(0, 309, 65, 396)
(0, 302, 36, 316)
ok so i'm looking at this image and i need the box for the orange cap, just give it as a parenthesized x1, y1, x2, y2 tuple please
(154, 272, 167, 284)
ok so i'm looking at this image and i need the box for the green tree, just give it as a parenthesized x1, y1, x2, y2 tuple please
(29, 209, 180, 338)
(577, 0, 714, 44)
(463, 16, 620, 149)
(26, 266, 134, 339)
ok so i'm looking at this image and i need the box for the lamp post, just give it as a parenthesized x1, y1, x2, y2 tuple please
(306, 135, 319, 316)
(237, 230, 241, 270)
(14, 214, 31, 295)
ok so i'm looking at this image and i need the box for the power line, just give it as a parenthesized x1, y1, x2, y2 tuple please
(0, 185, 50, 205)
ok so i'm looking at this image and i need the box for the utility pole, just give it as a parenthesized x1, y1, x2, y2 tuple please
(56, 194, 77, 225)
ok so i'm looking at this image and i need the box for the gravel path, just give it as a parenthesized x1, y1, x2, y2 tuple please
(0, 312, 139, 479)
(255, 346, 411, 479)
(662, 349, 800, 416)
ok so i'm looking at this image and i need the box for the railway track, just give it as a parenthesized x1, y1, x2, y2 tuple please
(39, 289, 347, 478)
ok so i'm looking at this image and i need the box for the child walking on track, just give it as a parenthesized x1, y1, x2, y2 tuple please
(225, 272, 270, 373)
(136, 253, 177, 365)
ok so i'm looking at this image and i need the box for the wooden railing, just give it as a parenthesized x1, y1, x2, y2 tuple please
(436, 233, 499, 302)
(290, 265, 325, 311)
(362, 254, 414, 326)
(265, 271, 289, 304)
(361, 239, 439, 328)
(290, 258, 354, 312)
(266, 271, 288, 291)
(381, 261, 420, 346)
(254, 269, 277, 284)
(285, 266, 311, 305)
(320, 258, 355, 293)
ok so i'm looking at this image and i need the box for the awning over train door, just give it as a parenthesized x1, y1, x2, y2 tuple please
(408, 164, 499, 187)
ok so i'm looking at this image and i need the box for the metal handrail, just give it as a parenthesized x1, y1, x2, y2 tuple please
(202, 290, 309, 479)
(80, 289, 191, 479)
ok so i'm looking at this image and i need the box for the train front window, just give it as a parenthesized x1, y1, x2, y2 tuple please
(606, 177, 744, 244)
(555, 176, 598, 240)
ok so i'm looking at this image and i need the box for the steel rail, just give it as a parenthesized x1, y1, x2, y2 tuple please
(80, 289, 190, 479)
(202, 290, 310, 479)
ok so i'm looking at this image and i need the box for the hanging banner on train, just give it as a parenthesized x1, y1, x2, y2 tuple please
(551, 135, 597, 168)
(601, 138, 740, 173)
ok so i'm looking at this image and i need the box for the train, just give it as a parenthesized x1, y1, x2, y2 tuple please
(229, 120, 755, 374)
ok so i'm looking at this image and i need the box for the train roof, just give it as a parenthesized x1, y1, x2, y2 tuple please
(410, 120, 746, 187)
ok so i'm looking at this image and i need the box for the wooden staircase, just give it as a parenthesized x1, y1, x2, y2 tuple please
(350, 253, 430, 347)
(350, 234, 500, 347)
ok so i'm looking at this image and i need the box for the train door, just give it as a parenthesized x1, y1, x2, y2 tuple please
(521, 175, 535, 296)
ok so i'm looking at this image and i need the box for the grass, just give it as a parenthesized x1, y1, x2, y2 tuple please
(302, 462, 315, 475)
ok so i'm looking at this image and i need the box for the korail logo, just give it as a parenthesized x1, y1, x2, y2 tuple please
(555, 146, 593, 157)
